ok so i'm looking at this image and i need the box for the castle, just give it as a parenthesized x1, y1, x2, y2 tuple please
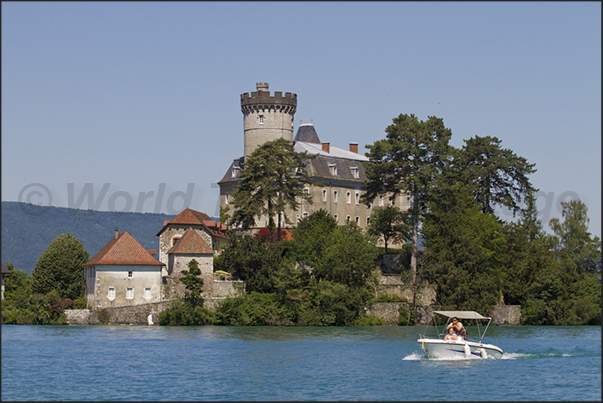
(83, 83, 411, 310)
(219, 82, 411, 230)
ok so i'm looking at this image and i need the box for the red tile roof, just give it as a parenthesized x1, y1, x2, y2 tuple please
(167, 229, 213, 255)
(168, 208, 211, 225)
(156, 208, 228, 239)
(83, 231, 164, 267)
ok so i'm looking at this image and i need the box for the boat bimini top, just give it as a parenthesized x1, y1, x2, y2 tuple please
(432, 311, 493, 344)
(433, 311, 490, 320)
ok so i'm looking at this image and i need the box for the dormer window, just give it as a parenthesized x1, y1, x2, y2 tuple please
(351, 166, 359, 179)
(232, 166, 240, 178)
(329, 164, 337, 176)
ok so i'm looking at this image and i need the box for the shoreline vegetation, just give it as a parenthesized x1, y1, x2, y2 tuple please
(3, 115, 600, 326)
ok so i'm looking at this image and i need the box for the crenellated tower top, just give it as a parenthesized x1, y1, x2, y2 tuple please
(241, 83, 297, 158)
(241, 83, 297, 115)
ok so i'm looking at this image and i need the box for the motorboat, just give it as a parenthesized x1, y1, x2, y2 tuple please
(417, 310, 503, 359)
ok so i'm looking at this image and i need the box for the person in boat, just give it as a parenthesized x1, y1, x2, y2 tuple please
(444, 327, 457, 341)
(446, 317, 466, 339)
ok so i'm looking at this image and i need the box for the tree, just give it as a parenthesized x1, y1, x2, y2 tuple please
(292, 209, 338, 271)
(31, 233, 89, 300)
(367, 205, 409, 253)
(516, 199, 600, 325)
(363, 114, 452, 284)
(422, 182, 505, 312)
(219, 205, 230, 228)
(229, 138, 315, 242)
(214, 232, 285, 293)
(179, 259, 204, 306)
(549, 200, 601, 277)
(499, 192, 554, 306)
(456, 135, 536, 216)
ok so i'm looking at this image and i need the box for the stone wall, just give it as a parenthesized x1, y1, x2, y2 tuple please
(492, 304, 521, 325)
(65, 301, 173, 325)
(65, 297, 230, 325)
(367, 302, 520, 326)
(376, 273, 436, 306)
(213, 280, 245, 297)
(367, 302, 434, 325)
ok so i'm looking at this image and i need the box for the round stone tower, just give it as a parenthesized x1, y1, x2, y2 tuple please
(241, 82, 297, 159)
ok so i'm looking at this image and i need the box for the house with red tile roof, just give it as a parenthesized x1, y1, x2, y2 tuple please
(163, 229, 216, 298)
(83, 229, 165, 309)
(155, 208, 229, 298)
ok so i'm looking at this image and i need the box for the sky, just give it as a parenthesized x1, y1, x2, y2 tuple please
(2, 1, 601, 238)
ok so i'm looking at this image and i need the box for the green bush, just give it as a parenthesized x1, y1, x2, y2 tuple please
(374, 293, 400, 302)
(398, 305, 415, 326)
(215, 292, 295, 326)
(97, 309, 110, 325)
(74, 298, 87, 309)
(158, 300, 215, 326)
(355, 315, 384, 326)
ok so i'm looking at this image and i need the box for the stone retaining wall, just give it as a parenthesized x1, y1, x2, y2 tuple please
(367, 303, 521, 326)
(367, 302, 434, 325)
(65, 297, 228, 325)
(492, 304, 521, 325)
(376, 273, 436, 307)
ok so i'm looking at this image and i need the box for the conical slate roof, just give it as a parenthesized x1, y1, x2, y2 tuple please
(294, 123, 321, 144)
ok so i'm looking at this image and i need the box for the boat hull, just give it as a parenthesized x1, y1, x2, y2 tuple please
(418, 338, 503, 359)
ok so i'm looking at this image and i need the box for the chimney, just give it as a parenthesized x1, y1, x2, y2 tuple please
(115, 228, 119, 239)
(349, 142, 358, 153)
(322, 142, 330, 153)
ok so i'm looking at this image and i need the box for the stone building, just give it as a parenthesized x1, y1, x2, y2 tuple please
(219, 83, 410, 231)
(156, 208, 229, 298)
(83, 230, 164, 309)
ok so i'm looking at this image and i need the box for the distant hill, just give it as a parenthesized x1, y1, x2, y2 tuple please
(1, 202, 217, 274)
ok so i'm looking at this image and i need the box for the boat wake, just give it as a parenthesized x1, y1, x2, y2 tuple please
(403, 352, 579, 361)
(402, 353, 423, 360)
(502, 352, 576, 360)
(403, 352, 488, 361)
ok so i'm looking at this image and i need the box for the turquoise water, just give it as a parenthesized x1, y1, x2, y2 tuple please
(1, 325, 600, 401)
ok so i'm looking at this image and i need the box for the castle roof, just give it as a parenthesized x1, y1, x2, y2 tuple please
(83, 231, 164, 267)
(294, 141, 368, 162)
(1, 263, 11, 275)
(219, 123, 368, 185)
(167, 229, 213, 255)
(294, 123, 321, 144)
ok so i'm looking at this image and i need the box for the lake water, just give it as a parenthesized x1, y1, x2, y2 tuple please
(1, 324, 600, 401)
